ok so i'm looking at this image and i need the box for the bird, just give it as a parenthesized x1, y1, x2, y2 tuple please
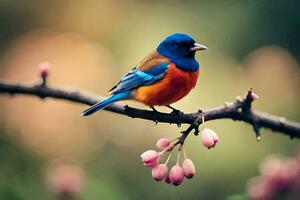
(81, 33, 207, 116)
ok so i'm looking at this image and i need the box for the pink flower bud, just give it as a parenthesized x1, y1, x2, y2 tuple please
(151, 164, 168, 181)
(247, 176, 275, 200)
(261, 157, 298, 190)
(169, 165, 184, 186)
(156, 138, 171, 150)
(182, 159, 195, 179)
(201, 128, 219, 149)
(39, 61, 50, 78)
(46, 164, 84, 197)
(141, 150, 160, 168)
(165, 175, 171, 184)
(251, 92, 259, 101)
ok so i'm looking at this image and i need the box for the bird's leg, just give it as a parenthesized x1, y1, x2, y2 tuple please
(150, 106, 159, 125)
(166, 105, 183, 127)
(150, 106, 159, 113)
(166, 105, 183, 115)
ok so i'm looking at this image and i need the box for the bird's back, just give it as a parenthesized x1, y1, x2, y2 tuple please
(136, 51, 170, 70)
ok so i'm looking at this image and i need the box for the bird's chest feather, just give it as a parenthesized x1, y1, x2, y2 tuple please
(134, 64, 199, 106)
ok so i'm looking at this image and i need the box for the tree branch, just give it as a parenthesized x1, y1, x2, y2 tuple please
(0, 79, 299, 139)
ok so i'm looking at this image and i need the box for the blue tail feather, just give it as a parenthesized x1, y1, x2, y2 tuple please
(81, 91, 131, 116)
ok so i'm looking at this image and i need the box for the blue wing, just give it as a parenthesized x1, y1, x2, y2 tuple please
(109, 62, 169, 94)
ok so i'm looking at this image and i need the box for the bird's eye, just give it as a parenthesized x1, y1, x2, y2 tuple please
(177, 43, 185, 48)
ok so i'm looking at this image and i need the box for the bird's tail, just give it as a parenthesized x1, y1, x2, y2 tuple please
(81, 91, 131, 116)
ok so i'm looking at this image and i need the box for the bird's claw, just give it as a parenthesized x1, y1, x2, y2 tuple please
(170, 109, 183, 116)
(150, 106, 159, 125)
(169, 109, 183, 127)
(166, 105, 183, 115)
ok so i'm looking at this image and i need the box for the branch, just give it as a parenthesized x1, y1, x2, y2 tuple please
(0, 79, 299, 140)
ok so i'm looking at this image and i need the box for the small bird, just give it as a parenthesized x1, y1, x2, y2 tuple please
(81, 33, 207, 116)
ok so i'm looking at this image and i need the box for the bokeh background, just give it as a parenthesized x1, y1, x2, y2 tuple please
(0, 0, 299, 199)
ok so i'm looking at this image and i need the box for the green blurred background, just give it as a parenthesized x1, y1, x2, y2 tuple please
(0, 0, 299, 199)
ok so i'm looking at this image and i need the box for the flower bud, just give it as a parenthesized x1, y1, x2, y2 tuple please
(261, 157, 298, 190)
(251, 92, 259, 101)
(201, 128, 219, 149)
(40, 61, 50, 78)
(46, 164, 84, 197)
(141, 150, 160, 167)
(165, 175, 171, 184)
(169, 165, 184, 186)
(151, 164, 168, 181)
(247, 176, 274, 200)
(156, 138, 171, 150)
(182, 159, 195, 179)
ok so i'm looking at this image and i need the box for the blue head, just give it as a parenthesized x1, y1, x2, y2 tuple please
(157, 33, 207, 72)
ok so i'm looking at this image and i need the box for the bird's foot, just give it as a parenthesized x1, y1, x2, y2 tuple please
(166, 105, 183, 127)
(166, 105, 183, 116)
(150, 106, 159, 113)
(150, 106, 159, 125)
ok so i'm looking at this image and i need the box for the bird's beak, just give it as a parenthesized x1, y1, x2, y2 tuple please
(190, 43, 208, 51)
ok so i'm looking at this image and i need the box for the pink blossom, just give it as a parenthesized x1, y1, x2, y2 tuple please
(46, 164, 84, 196)
(247, 176, 275, 200)
(251, 92, 259, 101)
(39, 61, 50, 78)
(247, 155, 300, 200)
(201, 128, 219, 149)
(156, 138, 171, 150)
(141, 150, 160, 167)
(165, 175, 171, 184)
(182, 159, 195, 179)
(260, 157, 299, 189)
(151, 164, 168, 181)
(169, 165, 184, 186)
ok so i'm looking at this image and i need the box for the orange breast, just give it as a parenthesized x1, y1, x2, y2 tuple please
(134, 64, 199, 106)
